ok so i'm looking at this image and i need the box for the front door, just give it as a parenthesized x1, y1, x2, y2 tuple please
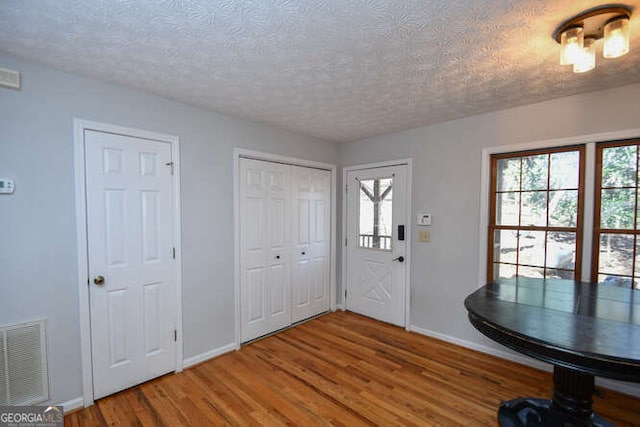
(85, 130, 176, 399)
(346, 165, 408, 326)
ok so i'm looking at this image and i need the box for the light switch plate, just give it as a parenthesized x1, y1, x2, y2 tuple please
(0, 67, 21, 91)
(0, 178, 15, 194)
(418, 230, 430, 242)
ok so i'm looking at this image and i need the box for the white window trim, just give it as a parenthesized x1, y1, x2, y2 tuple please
(477, 128, 640, 287)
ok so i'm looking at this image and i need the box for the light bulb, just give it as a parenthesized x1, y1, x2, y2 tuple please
(603, 17, 630, 58)
(560, 26, 584, 65)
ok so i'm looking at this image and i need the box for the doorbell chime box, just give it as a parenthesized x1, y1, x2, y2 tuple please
(417, 213, 432, 226)
(0, 178, 14, 194)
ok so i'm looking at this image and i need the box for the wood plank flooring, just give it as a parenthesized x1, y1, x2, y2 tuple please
(65, 311, 640, 426)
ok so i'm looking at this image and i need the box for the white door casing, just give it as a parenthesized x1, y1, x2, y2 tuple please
(291, 166, 331, 323)
(84, 129, 177, 399)
(239, 158, 292, 342)
(346, 165, 408, 327)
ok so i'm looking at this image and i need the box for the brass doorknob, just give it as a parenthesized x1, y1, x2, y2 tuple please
(94, 275, 105, 285)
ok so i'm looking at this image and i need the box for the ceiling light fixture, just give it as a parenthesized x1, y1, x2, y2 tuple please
(553, 5, 632, 73)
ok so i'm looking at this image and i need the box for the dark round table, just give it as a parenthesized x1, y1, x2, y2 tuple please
(464, 277, 640, 427)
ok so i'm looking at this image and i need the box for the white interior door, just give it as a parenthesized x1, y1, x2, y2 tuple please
(291, 166, 331, 323)
(85, 130, 176, 399)
(239, 158, 291, 342)
(346, 165, 408, 326)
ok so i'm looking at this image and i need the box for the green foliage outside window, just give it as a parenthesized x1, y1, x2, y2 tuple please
(600, 145, 638, 230)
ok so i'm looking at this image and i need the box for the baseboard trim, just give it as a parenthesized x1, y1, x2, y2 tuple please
(408, 325, 552, 372)
(58, 345, 237, 413)
(596, 377, 640, 398)
(408, 325, 640, 399)
(183, 342, 236, 369)
(59, 396, 84, 413)
(335, 304, 345, 311)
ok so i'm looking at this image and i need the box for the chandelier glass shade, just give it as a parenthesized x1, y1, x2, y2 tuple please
(560, 27, 584, 66)
(573, 37, 597, 73)
(604, 16, 630, 58)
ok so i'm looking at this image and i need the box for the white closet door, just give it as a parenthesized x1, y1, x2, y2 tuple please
(85, 130, 176, 399)
(239, 158, 291, 342)
(291, 166, 331, 323)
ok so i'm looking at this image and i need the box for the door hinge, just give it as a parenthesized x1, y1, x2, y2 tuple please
(172, 247, 176, 259)
(165, 161, 175, 175)
(345, 237, 347, 246)
(174, 329, 177, 342)
(345, 289, 347, 299)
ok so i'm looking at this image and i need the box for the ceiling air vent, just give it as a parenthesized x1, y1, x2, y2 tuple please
(0, 67, 21, 91)
(0, 319, 49, 405)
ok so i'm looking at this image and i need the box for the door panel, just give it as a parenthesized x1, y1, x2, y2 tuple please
(107, 289, 128, 366)
(143, 282, 162, 355)
(104, 189, 126, 265)
(240, 159, 292, 341)
(291, 167, 331, 323)
(247, 267, 265, 322)
(269, 263, 286, 315)
(85, 130, 175, 399)
(141, 191, 160, 262)
(346, 165, 407, 326)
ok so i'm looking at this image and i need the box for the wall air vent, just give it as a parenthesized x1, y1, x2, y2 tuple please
(0, 67, 21, 91)
(0, 319, 49, 405)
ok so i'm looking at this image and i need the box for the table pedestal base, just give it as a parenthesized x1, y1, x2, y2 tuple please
(497, 367, 615, 427)
(498, 398, 614, 427)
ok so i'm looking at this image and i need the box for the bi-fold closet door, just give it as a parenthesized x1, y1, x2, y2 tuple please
(291, 165, 331, 324)
(239, 158, 331, 342)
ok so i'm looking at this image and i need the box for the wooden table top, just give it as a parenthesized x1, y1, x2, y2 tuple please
(464, 278, 640, 382)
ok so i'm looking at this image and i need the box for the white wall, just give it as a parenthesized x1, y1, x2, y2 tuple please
(0, 54, 339, 406)
(338, 83, 640, 396)
(2, 50, 638, 406)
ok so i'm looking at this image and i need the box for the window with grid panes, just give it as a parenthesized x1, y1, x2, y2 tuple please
(488, 147, 585, 282)
(593, 140, 640, 289)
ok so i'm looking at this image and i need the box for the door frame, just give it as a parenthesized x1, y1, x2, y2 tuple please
(73, 119, 183, 406)
(342, 159, 413, 329)
(233, 148, 337, 348)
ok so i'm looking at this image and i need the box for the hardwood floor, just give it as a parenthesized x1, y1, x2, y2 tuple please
(66, 311, 640, 426)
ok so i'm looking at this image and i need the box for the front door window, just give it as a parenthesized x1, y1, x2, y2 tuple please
(358, 177, 393, 251)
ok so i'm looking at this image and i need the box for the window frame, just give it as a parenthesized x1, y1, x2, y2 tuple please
(591, 139, 640, 287)
(487, 145, 586, 282)
(479, 130, 640, 289)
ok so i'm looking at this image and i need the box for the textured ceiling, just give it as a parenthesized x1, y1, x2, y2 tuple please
(1, 1, 640, 143)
